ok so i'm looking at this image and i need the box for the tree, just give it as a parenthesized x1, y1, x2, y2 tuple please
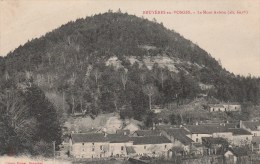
(24, 85, 62, 145)
(140, 72, 146, 86)
(144, 111, 157, 128)
(0, 87, 41, 155)
(47, 53, 51, 65)
(143, 84, 157, 111)
(120, 69, 128, 90)
(159, 68, 167, 89)
(92, 68, 101, 85)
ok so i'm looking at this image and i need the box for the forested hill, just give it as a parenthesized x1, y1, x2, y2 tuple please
(1, 11, 260, 119)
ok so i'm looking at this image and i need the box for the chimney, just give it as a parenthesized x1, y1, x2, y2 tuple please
(103, 127, 107, 137)
(239, 120, 242, 128)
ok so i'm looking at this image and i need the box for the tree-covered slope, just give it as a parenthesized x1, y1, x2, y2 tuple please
(0, 12, 259, 120)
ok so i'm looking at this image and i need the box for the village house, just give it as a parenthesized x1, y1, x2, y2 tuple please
(208, 103, 241, 112)
(228, 128, 252, 146)
(222, 102, 241, 112)
(69, 133, 110, 158)
(184, 124, 228, 143)
(106, 134, 132, 158)
(183, 123, 252, 146)
(208, 104, 226, 112)
(131, 136, 172, 158)
(160, 128, 194, 153)
(69, 132, 173, 159)
(240, 120, 260, 137)
(224, 147, 249, 164)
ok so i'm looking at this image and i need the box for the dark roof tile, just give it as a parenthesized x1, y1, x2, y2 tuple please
(228, 147, 248, 157)
(71, 133, 108, 143)
(131, 136, 171, 145)
(134, 130, 161, 136)
(242, 121, 260, 131)
(227, 128, 252, 135)
(163, 128, 193, 145)
(184, 125, 228, 134)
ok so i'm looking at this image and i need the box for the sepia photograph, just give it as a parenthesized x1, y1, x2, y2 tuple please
(0, 0, 260, 163)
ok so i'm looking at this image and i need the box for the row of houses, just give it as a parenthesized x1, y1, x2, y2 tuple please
(69, 131, 172, 159)
(67, 120, 260, 159)
(207, 102, 241, 112)
(151, 102, 242, 114)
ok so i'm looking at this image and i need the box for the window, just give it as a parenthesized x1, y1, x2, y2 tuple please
(92, 143, 95, 145)
(144, 146, 146, 149)
(92, 148, 95, 151)
(82, 143, 84, 145)
(165, 145, 167, 149)
(100, 146, 103, 150)
(218, 108, 220, 111)
(213, 109, 214, 112)
(121, 146, 124, 151)
(196, 138, 199, 142)
(235, 107, 237, 109)
(82, 148, 85, 151)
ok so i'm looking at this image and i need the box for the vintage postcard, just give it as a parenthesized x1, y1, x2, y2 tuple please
(0, 0, 260, 164)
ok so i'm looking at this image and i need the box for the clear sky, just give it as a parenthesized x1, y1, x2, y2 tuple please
(0, 0, 260, 76)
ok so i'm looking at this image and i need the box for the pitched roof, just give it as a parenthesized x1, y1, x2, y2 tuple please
(134, 130, 161, 136)
(71, 133, 108, 143)
(163, 128, 193, 145)
(107, 134, 130, 143)
(227, 128, 252, 135)
(131, 136, 171, 145)
(228, 147, 249, 157)
(184, 125, 228, 134)
(155, 125, 180, 130)
(242, 121, 260, 131)
(199, 123, 239, 129)
(208, 104, 225, 108)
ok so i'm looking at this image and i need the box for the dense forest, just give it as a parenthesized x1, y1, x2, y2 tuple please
(0, 11, 260, 155)
(0, 80, 62, 156)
